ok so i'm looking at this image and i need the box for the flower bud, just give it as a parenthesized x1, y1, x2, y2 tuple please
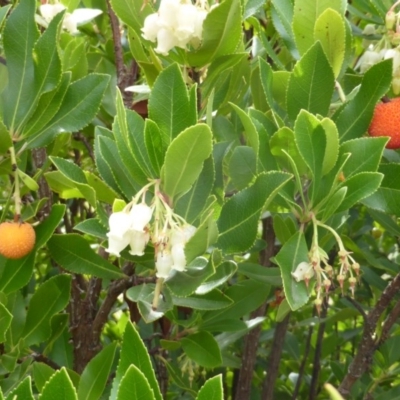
(155, 250, 173, 279)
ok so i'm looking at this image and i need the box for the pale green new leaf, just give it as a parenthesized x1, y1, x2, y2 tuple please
(314, 8, 346, 78)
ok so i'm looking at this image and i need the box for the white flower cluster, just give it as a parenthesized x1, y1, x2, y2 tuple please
(356, 24, 400, 93)
(106, 181, 196, 280)
(141, 0, 208, 55)
(39, 1, 102, 34)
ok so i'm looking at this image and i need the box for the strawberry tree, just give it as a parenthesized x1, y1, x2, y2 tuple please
(0, 0, 400, 399)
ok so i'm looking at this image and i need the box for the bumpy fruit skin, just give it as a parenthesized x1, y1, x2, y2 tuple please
(368, 98, 400, 149)
(0, 222, 36, 259)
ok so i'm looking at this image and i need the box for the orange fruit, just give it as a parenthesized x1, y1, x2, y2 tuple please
(368, 98, 400, 149)
(0, 221, 36, 259)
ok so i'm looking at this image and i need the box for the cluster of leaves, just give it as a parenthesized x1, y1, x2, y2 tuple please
(0, 0, 400, 399)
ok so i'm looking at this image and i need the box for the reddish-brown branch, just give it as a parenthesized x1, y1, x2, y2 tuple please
(339, 272, 400, 397)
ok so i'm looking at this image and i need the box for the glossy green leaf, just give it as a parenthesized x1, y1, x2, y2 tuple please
(272, 214, 298, 244)
(174, 156, 215, 224)
(196, 375, 223, 400)
(333, 60, 392, 142)
(320, 118, 340, 175)
(275, 232, 310, 311)
(22, 275, 71, 346)
(286, 42, 335, 122)
(78, 343, 117, 400)
(238, 263, 282, 286)
(228, 146, 257, 190)
(110, 0, 153, 35)
(50, 157, 96, 207)
(39, 368, 77, 400)
(336, 172, 383, 212)
(5, 376, 33, 400)
(172, 290, 233, 310)
(166, 257, 215, 297)
(2, 0, 39, 131)
(116, 365, 156, 400)
(292, 0, 346, 55)
(110, 322, 162, 400)
(48, 234, 125, 279)
(26, 74, 110, 148)
(202, 279, 271, 323)
(362, 187, 400, 216)
(322, 187, 348, 221)
(0, 302, 12, 343)
(217, 172, 291, 254)
(0, 251, 35, 295)
(0, 120, 12, 155)
(73, 218, 107, 240)
(144, 119, 165, 175)
(340, 137, 388, 179)
(148, 64, 196, 143)
(187, 0, 242, 67)
(161, 124, 213, 200)
(181, 331, 222, 368)
(314, 9, 346, 78)
(196, 260, 237, 295)
(0, 5, 11, 29)
(94, 135, 139, 199)
(33, 363, 55, 393)
(22, 73, 71, 138)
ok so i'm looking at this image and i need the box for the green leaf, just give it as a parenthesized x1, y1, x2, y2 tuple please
(78, 343, 117, 400)
(174, 156, 215, 224)
(362, 187, 400, 216)
(38, 368, 78, 400)
(333, 60, 392, 142)
(0, 120, 12, 155)
(0, 5, 11, 29)
(238, 263, 282, 286)
(272, 214, 298, 244)
(313, 9, 346, 78)
(229, 146, 257, 189)
(336, 172, 383, 212)
(144, 119, 165, 175)
(148, 64, 196, 143)
(110, 322, 162, 400)
(320, 118, 339, 175)
(22, 73, 71, 138)
(202, 279, 271, 322)
(116, 365, 156, 400)
(286, 41, 335, 122)
(322, 187, 347, 221)
(50, 157, 96, 207)
(110, 0, 153, 35)
(0, 251, 35, 295)
(166, 257, 215, 297)
(19, 10, 63, 129)
(33, 363, 55, 393)
(84, 172, 119, 204)
(161, 124, 213, 200)
(172, 290, 233, 310)
(2, 0, 39, 131)
(26, 73, 110, 148)
(5, 376, 34, 400)
(187, 0, 242, 67)
(196, 260, 237, 295)
(368, 209, 400, 236)
(94, 135, 139, 199)
(181, 331, 222, 368)
(217, 172, 291, 254)
(340, 137, 387, 179)
(196, 375, 223, 400)
(73, 218, 107, 240)
(22, 275, 71, 346)
(0, 303, 12, 343)
(292, 0, 346, 55)
(275, 232, 310, 311)
(47, 234, 125, 280)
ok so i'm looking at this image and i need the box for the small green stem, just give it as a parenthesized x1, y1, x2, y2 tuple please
(9, 146, 21, 220)
(152, 277, 164, 310)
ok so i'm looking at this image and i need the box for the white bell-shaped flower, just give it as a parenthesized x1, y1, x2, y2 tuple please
(108, 211, 132, 239)
(129, 203, 153, 231)
(40, 3, 66, 23)
(155, 28, 179, 55)
(155, 250, 173, 279)
(142, 13, 159, 42)
(175, 4, 197, 42)
(291, 262, 314, 282)
(106, 232, 131, 257)
(129, 230, 149, 256)
(171, 224, 196, 245)
(171, 242, 187, 271)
